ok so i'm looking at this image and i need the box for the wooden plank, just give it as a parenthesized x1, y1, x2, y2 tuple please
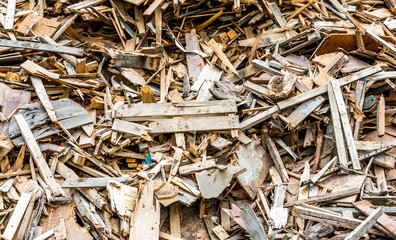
(143, 0, 164, 16)
(4, 0, 16, 30)
(240, 205, 269, 240)
(112, 119, 150, 136)
(30, 76, 57, 123)
(185, 29, 203, 82)
(3, 192, 32, 239)
(115, 100, 237, 120)
(62, 177, 134, 188)
(14, 114, 63, 196)
(179, 160, 216, 175)
(288, 96, 325, 128)
(327, 83, 348, 173)
(330, 79, 360, 170)
(0, 39, 83, 56)
(284, 188, 361, 207)
(354, 200, 396, 238)
(148, 115, 239, 133)
(345, 207, 382, 240)
(196, 66, 223, 102)
(169, 203, 181, 238)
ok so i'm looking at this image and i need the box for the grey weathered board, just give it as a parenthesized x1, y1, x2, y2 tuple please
(9, 99, 92, 146)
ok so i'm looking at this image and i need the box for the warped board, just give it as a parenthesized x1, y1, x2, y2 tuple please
(148, 115, 239, 133)
(8, 99, 92, 146)
(116, 100, 237, 120)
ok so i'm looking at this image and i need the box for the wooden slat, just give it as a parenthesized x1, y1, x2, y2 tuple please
(14, 114, 63, 196)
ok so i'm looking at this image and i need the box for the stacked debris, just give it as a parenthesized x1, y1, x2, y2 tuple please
(0, 0, 396, 239)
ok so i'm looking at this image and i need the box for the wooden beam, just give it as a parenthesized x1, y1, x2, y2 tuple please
(14, 114, 63, 196)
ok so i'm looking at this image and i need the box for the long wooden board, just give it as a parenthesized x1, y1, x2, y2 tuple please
(149, 115, 239, 133)
(115, 100, 237, 120)
(0, 39, 83, 56)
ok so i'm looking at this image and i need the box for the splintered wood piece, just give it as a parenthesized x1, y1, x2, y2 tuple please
(129, 181, 160, 239)
(265, 132, 289, 183)
(0, 39, 83, 56)
(299, 161, 310, 200)
(313, 52, 349, 86)
(3, 192, 32, 239)
(197, 10, 223, 32)
(185, 29, 203, 82)
(4, 0, 16, 30)
(30, 76, 58, 123)
(345, 207, 382, 240)
(377, 94, 385, 137)
(330, 79, 360, 170)
(14, 114, 63, 196)
(240, 205, 269, 240)
(207, 39, 239, 76)
(354, 200, 396, 238)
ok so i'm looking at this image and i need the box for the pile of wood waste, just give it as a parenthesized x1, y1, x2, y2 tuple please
(1, 0, 396, 239)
